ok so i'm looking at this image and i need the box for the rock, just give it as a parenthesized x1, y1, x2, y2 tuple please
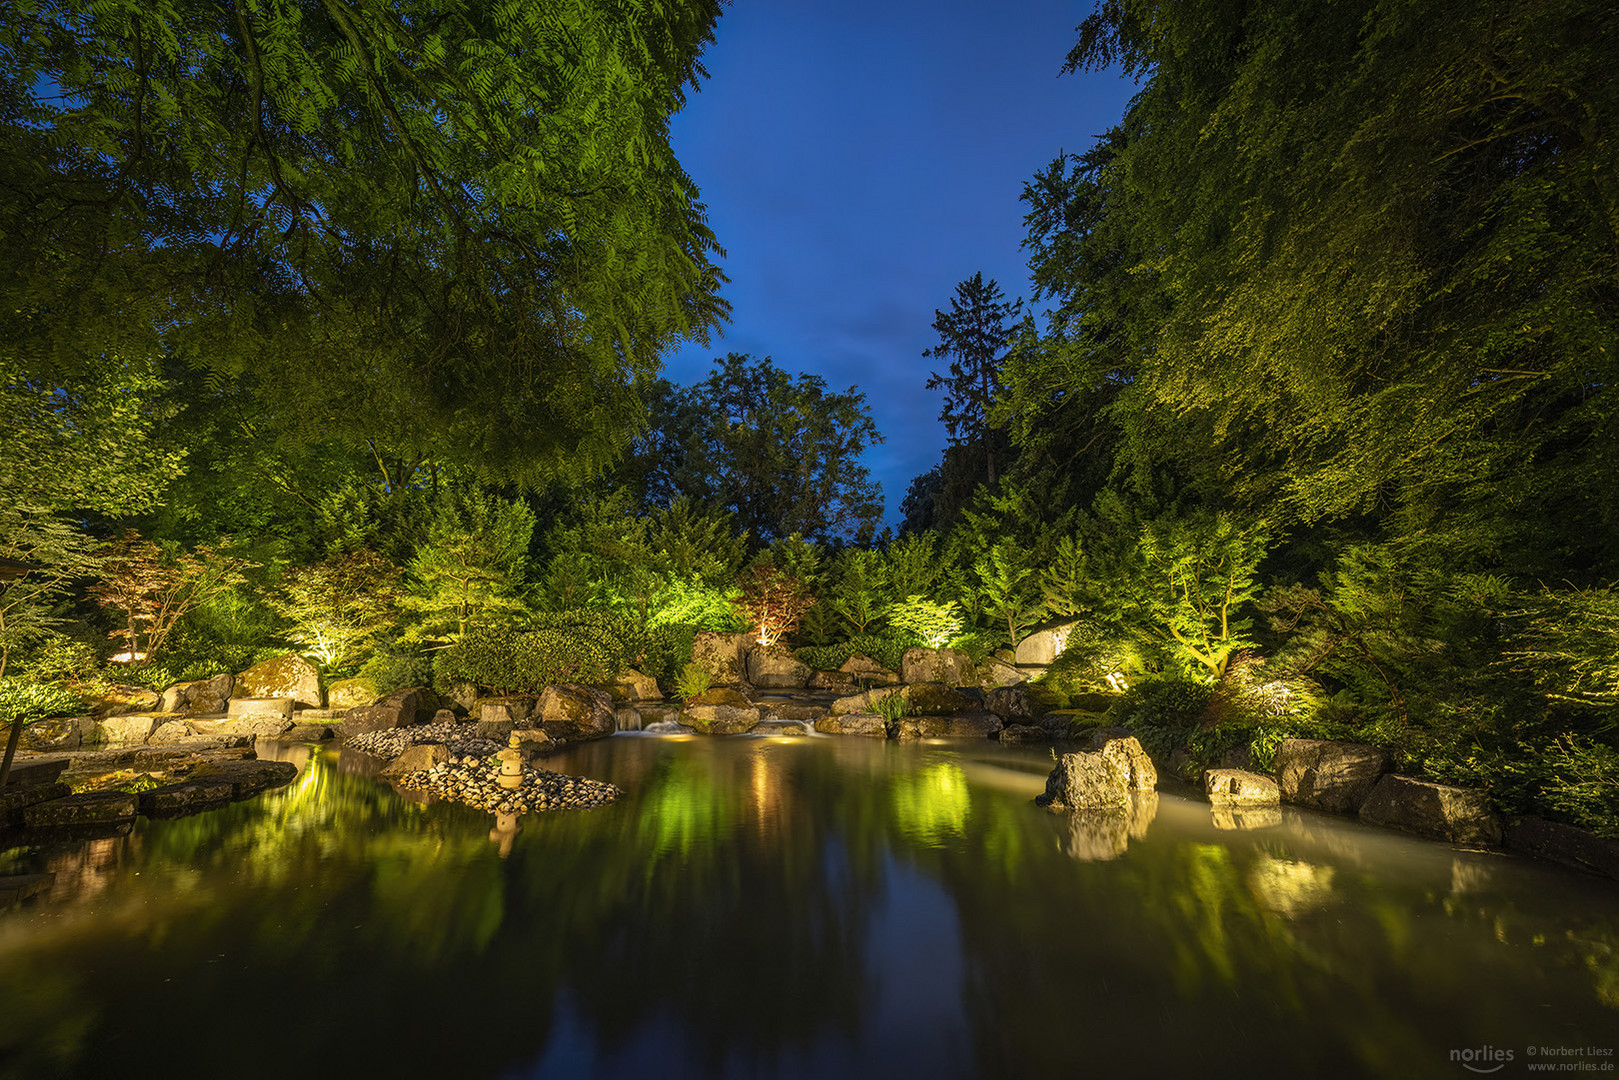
(754, 720, 810, 737)
(1275, 739, 1392, 814)
(227, 697, 294, 720)
(614, 707, 643, 732)
(444, 680, 480, 714)
(905, 682, 977, 716)
(138, 780, 236, 817)
(479, 701, 522, 725)
(998, 723, 1051, 744)
(1504, 816, 1619, 880)
(897, 712, 1003, 739)
(690, 631, 749, 686)
(147, 720, 197, 744)
(808, 670, 859, 695)
(475, 719, 515, 742)
(608, 669, 662, 702)
(681, 702, 761, 735)
(95, 715, 158, 744)
(814, 714, 889, 737)
(831, 685, 907, 716)
(1085, 725, 1135, 750)
(766, 702, 828, 722)
(223, 715, 295, 737)
(977, 657, 1026, 688)
(325, 677, 381, 711)
(1059, 793, 1160, 861)
(986, 684, 1038, 723)
(1100, 736, 1157, 790)
(284, 725, 332, 741)
(1205, 768, 1280, 805)
(2, 758, 68, 786)
(428, 708, 457, 725)
(343, 686, 424, 737)
(838, 653, 901, 686)
(24, 791, 139, 827)
(159, 674, 234, 715)
(187, 759, 300, 799)
(1014, 622, 1081, 666)
(510, 728, 555, 756)
(536, 683, 616, 743)
(20, 715, 96, 751)
(233, 654, 322, 709)
(901, 647, 973, 687)
(690, 687, 753, 708)
(1, 782, 72, 826)
(1036, 751, 1130, 810)
(380, 743, 449, 776)
(745, 644, 812, 689)
(92, 686, 162, 718)
(1359, 775, 1502, 846)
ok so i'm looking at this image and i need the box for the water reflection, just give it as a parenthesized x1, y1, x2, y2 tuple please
(0, 736, 1616, 1080)
(1212, 805, 1283, 830)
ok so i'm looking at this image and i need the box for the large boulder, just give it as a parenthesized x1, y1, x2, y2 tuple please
(690, 632, 749, 686)
(607, 669, 663, 702)
(536, 683, 617, 743)
(976, 657, 1026, 688)
(1275, 738, 1391, 814)
(380, 743, 449, 777)
(23, 791, 139, 828)
(986, 684, 1039, 723)
(94, 714, 159, 744)
(159, 674, 234, 715)
(92, 685, 163, 718)
(905, 682, 978, 716)
(234, 654, 322, 708)
(1504, 817, 1619, 881)
(222, 714, 295, 738)
(1036, 751, 1130, 811)
(1359, 775, 1502, 846)
(998, 724, 1051, 744)
(745, 644, 812, 689)
(1, 781, 73, 827)
(814, 714, 889, 737)
(227, 697, 294, 720)
(681, 702, 761, 735)
(1205, 767, 1281, 805)
(1100, 736, 1157, 790)
(20, 715, 96, 752)
(478, 695, 537, 723)
(1014, 622, 1081, 666)
(326, 677, 381, 712)
(831, 685, 908, 716)
(897, 712, 1003, 739)
(147, 720, 197, 744)
(187, 759, 300, 799)
(839, 653, 901, 686)
(343, 687, 425, 738)
(808, 670, 859, 695)
(901, 647, 973, 687)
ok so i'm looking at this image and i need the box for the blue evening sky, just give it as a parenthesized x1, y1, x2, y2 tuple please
(664, 0, 1138, 530)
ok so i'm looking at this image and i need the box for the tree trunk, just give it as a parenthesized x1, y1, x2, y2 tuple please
(0, 715, 23, 791)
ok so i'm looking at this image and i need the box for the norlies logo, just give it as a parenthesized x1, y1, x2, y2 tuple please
(1452, 1046, 1516, 1074)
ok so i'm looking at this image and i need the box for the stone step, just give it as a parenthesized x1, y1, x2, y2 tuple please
(23, 791, 139, 828)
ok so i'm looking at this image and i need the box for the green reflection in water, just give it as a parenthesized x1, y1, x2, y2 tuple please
(890, 760, 970, 847)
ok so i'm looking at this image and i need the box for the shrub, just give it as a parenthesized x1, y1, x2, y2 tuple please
(734, 563, 814, 647)
(360, 649, 435, 696)
(530, 610, 647, 673)
(435, 624, 623, 694)
(873, 691, 910, 723)
(675, 662, 712, 703)
(885, 595, 962, 648)
(643, 623, 699, 685)
(0, 677, 85, 723)
(793, 634, 915, 676)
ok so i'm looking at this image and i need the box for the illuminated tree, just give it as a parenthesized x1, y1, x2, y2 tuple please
(269, 551, 402, 671)
(733, 564, 815, 648)
(87, 533, 250, 666)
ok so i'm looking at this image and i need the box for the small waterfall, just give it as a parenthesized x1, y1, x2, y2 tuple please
(614, 707, 644, 732)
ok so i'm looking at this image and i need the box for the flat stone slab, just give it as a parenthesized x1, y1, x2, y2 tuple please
(187, 759, 299, 799)
(3, 758, 70, 786)
(138, 780, 238, 817)
(753, 720, 811, 737)
(1359, 774, 1501, 846)
(814, 714, 888, 737)
(0, 873, 55, 904)
(228, 697, 294, 719)
(282, 724, 332, 741)
(1504, 817, 1619, 879)
(0, 782, 73, 826)
(24, 791, 139, 827)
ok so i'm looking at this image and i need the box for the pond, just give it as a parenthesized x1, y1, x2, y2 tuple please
(1, 733, 1616, 1079)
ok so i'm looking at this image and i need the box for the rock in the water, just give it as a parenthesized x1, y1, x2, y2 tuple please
(147, 720, 196, 744)
(745, 644, 812, 689)
(1359, 775, 1501, 846)
(838, 653, 901, 686)
(95, 715, 158, 744)
(1212, 806, 1283, 830)
(343, 687, 425, 737)
(1504, 817, 1619, 880)
(284, 724, 332, 741)
(681, 703, 762, 735)
(1, 782, 72, 826)
(224, 714, 295, 737)
(905, 682, 978, 716)
(1014, 622, 1082, 666)
(754, 719, 810, 737)
(1205, 768, 1280, 805)
(24, 791, 139, 827)
(608, 669, 662, 702)
(536, 683, 616, 743)
(998, 723, 1050, 744)
(900, 647, 973, 687)
(986, 684, 1039, 723)
(138, 780, 236, 817)
(381, 743, 449, 776)
(159, 674, 234, 715)
(1059, 792, 1160, 861)
(807, 670, 858, 695)
(897, 712, 1003, 739)
(831, 685, 907, 716)
(814, 714, 888, 737)
(187, 759, 300, 798)
(767, 702, 829, 722)
(1101, 736, 1158, 790)
(690, 631, 749, 686)
(325, 677, 381, 711)
(1037, 751, 1130, 811)
(227, 697, 294, 720)
(234, 654, 322, 709)
(1275, 739, 1391, 814)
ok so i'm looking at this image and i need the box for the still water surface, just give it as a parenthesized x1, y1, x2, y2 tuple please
(1, 733, 1615, 1079)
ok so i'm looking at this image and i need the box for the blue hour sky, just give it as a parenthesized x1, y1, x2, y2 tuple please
(664, 0, 1138, 530)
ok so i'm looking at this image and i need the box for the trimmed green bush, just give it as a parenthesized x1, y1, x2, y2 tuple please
(643, 623, 699, 685)
(436, 624, 623, 694)
(793, 633, 914, 676)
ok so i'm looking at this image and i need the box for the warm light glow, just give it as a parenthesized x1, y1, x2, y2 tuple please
(1051, 626, 1072, 657)
(1105, 671, 1129, 692)
(109, 651, 148, 664)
